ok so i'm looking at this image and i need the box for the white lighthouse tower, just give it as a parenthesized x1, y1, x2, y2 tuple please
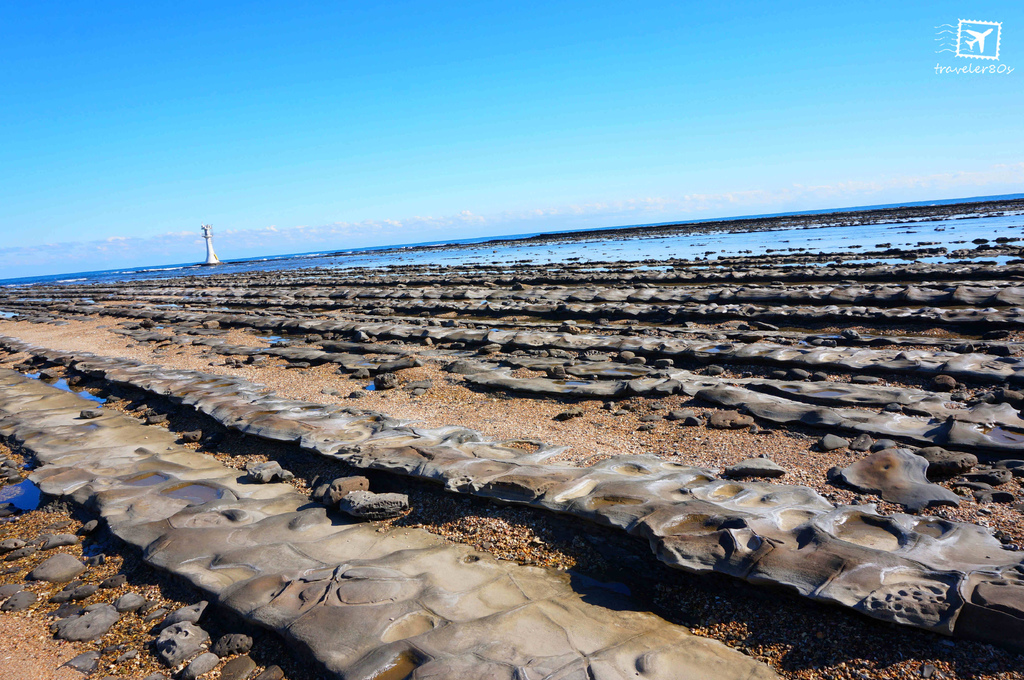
(201, 224, 221, 265)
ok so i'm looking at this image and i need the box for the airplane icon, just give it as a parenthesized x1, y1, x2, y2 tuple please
(964, 28, 993, 53)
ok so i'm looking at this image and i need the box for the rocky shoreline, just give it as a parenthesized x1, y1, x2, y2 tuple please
(1, 232, 1024, 680)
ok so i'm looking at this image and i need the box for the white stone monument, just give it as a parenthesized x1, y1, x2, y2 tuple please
(201, 224, 221, 265)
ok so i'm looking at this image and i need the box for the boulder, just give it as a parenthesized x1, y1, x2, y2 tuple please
(835, 449, 961, 512)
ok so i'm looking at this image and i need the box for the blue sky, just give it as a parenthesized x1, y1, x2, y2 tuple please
(1, 1, 1022, 278)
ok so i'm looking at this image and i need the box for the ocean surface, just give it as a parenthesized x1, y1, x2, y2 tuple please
(4, 194, 1023, 288)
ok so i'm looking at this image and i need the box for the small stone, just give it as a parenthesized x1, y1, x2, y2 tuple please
(326, 476, 370, 505)
(373, 372, 400, 390)
(849, 434, 874, 452)
(181, 652, 220, 680)
(28, 553, 86, 583)
(51, 603, 84, 618)
(115, 649, 139, 663)
(70, 584, 99, 600)
(162, 601, 208, 628)
(338, 491, 409, 520)
(61, 651, 101, 674)
(79, 519, 100, 535)
(0, 583, 23, 599)
(253, 666, 284, 680)
(707, 411, 754, 429)
(101, 574, 127, 589)
(144, 607, 169, 622)
(79, 409, 103, 419)
(212, 633, 253, 657)
(155, 622, 210, 666)
(930, 374, 957, 392)
(704, 365, 725, 376)
(220, 655, 258, 680)
(819, 434, 850, 451)
(40, 533, 79, 550)
(113, 592, 146, 612)
(146, 413, 169, 425)
(553, 408, 584, 421)
(724, 458, 787, 479)
(245, 461, 294, 484)
(182, 430, 203, 443)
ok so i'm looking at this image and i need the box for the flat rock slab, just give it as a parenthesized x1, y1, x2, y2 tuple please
(837, 449, 962, 512)
(0, 369, 774, 680)
(4, 346, 1024, 653)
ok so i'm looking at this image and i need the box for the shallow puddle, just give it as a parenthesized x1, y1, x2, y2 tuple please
(0, 479, 41, 511)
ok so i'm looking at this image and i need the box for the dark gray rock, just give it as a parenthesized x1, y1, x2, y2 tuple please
(28, 553, 86, 583)
(62, 651, 100, 674)
(40, 533, 79, 550)
(0, 583, 23, 599)
(114, 592, 147, 612)
(181, 652, 219, 679)
(79, 409, 103, 419)
(212, 633, 253, 657)
(51, 603, 84, 618)
(52, 603, 119, 641)
(553, 408, 584, 421)
(1, 590, 37, 611)
(931, 375, 957, 392)
(338, 491, 410, 520)
(70, 584, 99, 600)
(373, 372, 400, 391)
(101, 574, 126, 589)
(819, 434, 850, 451)
(155, 622, 210, 666)
(79, 519, 100, 535)
(161, 601, 207, 628)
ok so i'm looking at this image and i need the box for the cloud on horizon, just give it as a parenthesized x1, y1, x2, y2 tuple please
(3, 163, 1022, 280)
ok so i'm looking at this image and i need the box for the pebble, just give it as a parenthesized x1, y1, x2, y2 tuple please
(181, 652, 220, 680)
(27, 553, 86, 582)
